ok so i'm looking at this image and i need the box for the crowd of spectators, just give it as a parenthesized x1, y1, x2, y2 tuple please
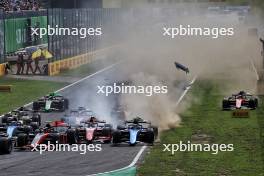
(0, 0, 40, 12)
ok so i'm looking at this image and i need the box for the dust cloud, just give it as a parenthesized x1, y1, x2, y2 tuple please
(85, 3, 263, 130)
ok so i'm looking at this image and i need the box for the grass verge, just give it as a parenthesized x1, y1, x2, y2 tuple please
(0, 78, 66, 114)
(138, 80, 264, 176)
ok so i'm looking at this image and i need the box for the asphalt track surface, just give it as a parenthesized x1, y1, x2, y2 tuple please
(0, 62, 188, 176)
(0, 62, 149, 176)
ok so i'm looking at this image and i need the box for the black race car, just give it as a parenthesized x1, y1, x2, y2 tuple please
(2, 107, 41, 130)
(33, 93, 69, 112)
(112, 117, 158, 146)
(222, 91, 258, 110)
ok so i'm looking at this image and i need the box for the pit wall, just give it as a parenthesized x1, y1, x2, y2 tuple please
(48, 46, 117, 76)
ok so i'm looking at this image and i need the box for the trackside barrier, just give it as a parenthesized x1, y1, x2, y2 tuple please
(0, 85, 11, 92)
(0, 63, 6, 76)
(48, 45, 118, 76)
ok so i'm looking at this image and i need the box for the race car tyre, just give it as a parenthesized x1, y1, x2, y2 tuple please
(104, 124, 113, 128)
(86, 140, 93, 144)
(112, 131, 121, 145)
(33, 102, 40, 111)
(45, 134, 59, 144)
(104, 140, 111, 144)
(255, 99, 258, 107)
(129, 143, 136, 146)
(222, 100, 230, 110)
(1, 139, 13, 154)
(30, 122, 39, 130)
(56, 102, 65, 112)
(64, 99, 69, 110)
(249, 99, 257, 109)
(32, 114, 41, 126)
(17, 133, 28, 147)
(117, 125, 125, 130)
(1, 116, 8, 124)
(67, 130, 77, 145)
(150, 126, 158, 139)
(145, 131, 155, 144)
(102, 128, 111, 137)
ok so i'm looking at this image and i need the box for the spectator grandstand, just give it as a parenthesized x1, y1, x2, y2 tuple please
(0, 0, 40, 12)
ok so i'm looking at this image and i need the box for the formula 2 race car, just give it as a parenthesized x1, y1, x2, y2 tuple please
(33, 92, 69, 112)
(222, 91, 258, 110)
(3, 121, 38, 149)
(112, 117, 158, 146)
(31, 120, 77, 147)
(2, 107, 41, 129)
(76, 117, 113, 144)
(0, 128, 12, 154)
(65, 107, 95, 125)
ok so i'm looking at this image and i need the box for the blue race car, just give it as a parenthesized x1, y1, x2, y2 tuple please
(112, 117, 158, 146)
(4, 121, 37, 149)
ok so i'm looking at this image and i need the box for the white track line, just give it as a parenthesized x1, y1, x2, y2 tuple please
(88, 146, 147, 176)
(250, 60, 259, 81)
(90, 76, 197, 176)
(54, 62, 120, 93)
(0, 62, 121, 118)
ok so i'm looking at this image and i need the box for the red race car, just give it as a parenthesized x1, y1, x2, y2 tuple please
(76, 117, 113, 144)
(31, 120, 77, 148)
(222, 91, 258, 110)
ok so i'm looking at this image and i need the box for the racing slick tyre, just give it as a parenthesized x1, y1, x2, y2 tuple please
(64, 99, 69, 110)
(32, 114, 41, 127)
(117, 125, 125, 130)
(67, 130, 77, 145)
(112, 131, 121, 146)
(222, 100, 230, 110)
(0, 138, 13, 154)
(145, 131, 155, 145)
(102, 128, 112, 143)
(17, 133, 28, 148)
(102, 128, 111, 136)
(56, 102, 65, 112)
(1, 116, 8, 124)
(33, 102, 40, 111)
(150, 126, 158, 139)
(30, 122, 39, 130)
(249, 99, 257, 109)
(129, 143, 136, 146)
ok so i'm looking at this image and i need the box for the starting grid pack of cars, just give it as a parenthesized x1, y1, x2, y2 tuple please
(0, 90, 258, 154)
(0, 92, 158, 154)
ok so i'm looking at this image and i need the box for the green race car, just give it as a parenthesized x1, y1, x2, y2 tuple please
(33, 93, 69, 112)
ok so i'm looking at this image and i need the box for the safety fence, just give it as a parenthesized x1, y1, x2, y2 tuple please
(0, 8, 132, 76)
(47, 8, 122, 62)
(0, 10, 4, 63)
(0, 10, 47, 61)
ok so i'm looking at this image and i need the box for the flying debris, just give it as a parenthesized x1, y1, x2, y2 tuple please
(174, 62, 189, 74)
